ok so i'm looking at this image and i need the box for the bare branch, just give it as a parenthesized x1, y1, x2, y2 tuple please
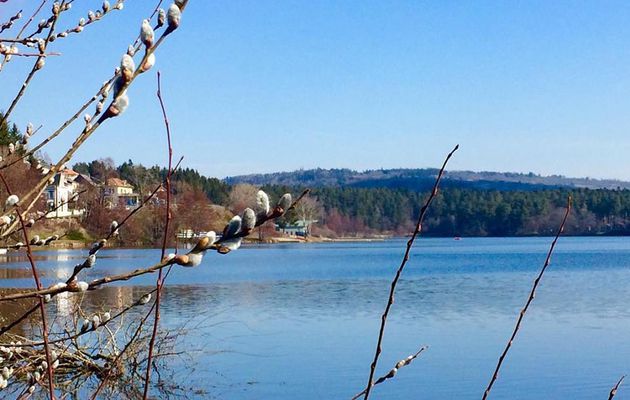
(482, 196, 572, 399)
(143, 70, 173, 399)
(351, 346, 427, 400)
(362, 144, 459, 400)
(609, 375, 625, 400)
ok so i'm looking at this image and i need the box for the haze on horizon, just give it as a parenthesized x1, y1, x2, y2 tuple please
(1, 1, 630, 181)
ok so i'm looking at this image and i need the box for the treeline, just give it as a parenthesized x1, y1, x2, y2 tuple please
(264, 185, 630, 237)
(73, 159, 230, 204)
(71, 158, 630, 237)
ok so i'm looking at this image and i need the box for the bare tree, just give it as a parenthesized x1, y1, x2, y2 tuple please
(292, 194, 322, 237)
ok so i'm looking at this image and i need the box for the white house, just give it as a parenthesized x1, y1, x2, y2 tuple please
(45, 169, 85, 218)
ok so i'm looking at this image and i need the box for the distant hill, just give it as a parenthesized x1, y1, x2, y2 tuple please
(225, 168, 630, 191)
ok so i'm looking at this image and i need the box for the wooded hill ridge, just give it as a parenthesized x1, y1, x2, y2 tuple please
(226, 168, 630, 191)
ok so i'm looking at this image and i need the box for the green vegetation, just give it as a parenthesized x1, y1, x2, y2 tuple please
(264, 186, 630, 236)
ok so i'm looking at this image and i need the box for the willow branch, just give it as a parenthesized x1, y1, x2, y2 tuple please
(143, 70, 173, 400)
(0, 20, 181, 238)
(482, 196, 572, 399)
(0, 172, 56, 399)
(352, 346, 427, 400)
(609, 375, 625, 400)
(0, 1, 62, 125)
(16, 1, 47, 39)
(90, 296, 159, 399)
(362, 144, 459, 400)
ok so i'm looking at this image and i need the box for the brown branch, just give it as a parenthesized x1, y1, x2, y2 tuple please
(16, 1, 48, 39)
(0, 15, 181, 238)
(0, 9, 22, 34)
(0, 1, 61, 125)
(362, 144, 459, 400)
(213, 188, 311, 246)
(351, 346, 427, 400)
(143, 70, 173, 399)
(0, 173, 56, 399)
(90, 296, 159, 399)
(9, 289, 158, 348)
(609, 375, 625, 400)
(1, 51, 61, 57)
(482, 196, 572, 399)
(0, 78, 114, 172)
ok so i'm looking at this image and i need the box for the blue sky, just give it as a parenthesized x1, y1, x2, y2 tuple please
(2, 1, 630, 179)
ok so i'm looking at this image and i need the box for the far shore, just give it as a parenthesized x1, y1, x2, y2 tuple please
(8, 232, 627, 253)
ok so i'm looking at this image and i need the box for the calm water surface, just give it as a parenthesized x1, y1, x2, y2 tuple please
(1, 237, 630, 399)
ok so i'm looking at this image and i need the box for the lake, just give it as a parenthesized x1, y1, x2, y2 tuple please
(1, 237, 630, 399)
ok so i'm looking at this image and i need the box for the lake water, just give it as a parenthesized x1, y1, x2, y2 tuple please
(1, 237, 630, 399)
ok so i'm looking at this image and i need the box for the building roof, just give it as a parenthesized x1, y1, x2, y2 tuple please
(76, 173, 96, 186)
(105, 177, 133, 188)
(61, 168, 79, 176)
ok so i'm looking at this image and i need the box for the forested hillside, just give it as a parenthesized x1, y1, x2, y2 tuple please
(228, 168, 630, 191)
(70, 160, 630, 238)
(264, 185, 630, 237)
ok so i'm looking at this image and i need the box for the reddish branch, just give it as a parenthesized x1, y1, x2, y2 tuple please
(143, 70, 173, 399)
(0, 172, 56, 399)
(481, 197, 572, 399)
(362, 144, 459, 400)
(609, 375, 625, 400)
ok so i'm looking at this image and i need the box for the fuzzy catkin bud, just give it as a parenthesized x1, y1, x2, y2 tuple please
(108, 93, 129, 116)
(141, 19, 154, 48)
(140, 53, 155, 73)
(174, 0, 188, 11)
(167, 3, 181, 30)
(83, 254, 96, 268)
(157, 8, 166, 27)
(256, 190, 270, 217)
(102, 1, 110, 12)
(5, 194, 19, 208)
(277, 193, 292, 213)
(120, 54, 135, 82)
(242, 208, 256, 233)
(35, 57, 45, 70)
(139, 293, 151, 305)
(223, 216, 241, 238)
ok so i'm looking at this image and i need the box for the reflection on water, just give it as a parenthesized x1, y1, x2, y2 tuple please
(0, 237, 629, 399)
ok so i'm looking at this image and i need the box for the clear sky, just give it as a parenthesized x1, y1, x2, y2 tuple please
(2, 1, 630, 180)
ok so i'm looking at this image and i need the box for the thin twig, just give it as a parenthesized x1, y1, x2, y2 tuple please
(609, 375, 625, 400)
(362, 144, 459, 400)
(142, 70, 173, 399)
(482, 196, 572, 399)
(0, 172, 56, 399)
(352, 346, 427, 400)
(0, 9, 182, 236)
(16, 1, 48, 39)
(90, 298, 159, 399)
(0, 1, 62, 125)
